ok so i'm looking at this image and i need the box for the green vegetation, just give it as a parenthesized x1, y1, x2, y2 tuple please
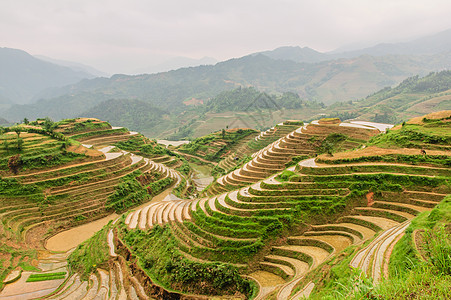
(54, 118, 111, 135)
(317, 154, 451, 167)
(106, 170, 173, 213)
(119, 224, 255, 297)
(0, 127, 87, 173)
(114, 135, 168, 156)
(369, 118, 451, 150)
(26, 272, 67, 282)
(68, 226, 110, 280)
(114, 135, 190, 172)
(328, 71, 451, 124)
(316, 133, 347, 155)
(5, 51, 449, 138)
(204, 87, 313, 113)
(178, 128, 257, 162)
(285, 155, 309, 167)
(308, 196, 451, 300)
(82, 99, 169, 134)
(1, 111, 450, 299)
(0, 244, 37, 290)
(69, 127, 129, 141)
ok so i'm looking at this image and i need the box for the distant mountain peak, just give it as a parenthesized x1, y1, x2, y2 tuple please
(132, 56, 218, 75)
(34, 55, 108, 77)
(255, 46, 326, 63)
(0, 47, 96, 105)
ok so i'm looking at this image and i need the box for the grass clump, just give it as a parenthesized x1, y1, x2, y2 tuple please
(68, 225, 109, 280)
(26, 272, 66, 282)
(106, 170, 174, 213)
(276, 170, 297, 182)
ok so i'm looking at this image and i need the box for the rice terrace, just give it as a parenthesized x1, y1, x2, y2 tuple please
(0, 108, 450, 299)
(1, 7, 451, 298)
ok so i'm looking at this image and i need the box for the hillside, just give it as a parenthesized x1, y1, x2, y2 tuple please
(0, 112, 450, 299)
(0, 117, 194, 294)
(55, 112, 449, 299)
(0, 48, 95, 105)
(333, 28, 451, 58)
(3, 52, 451, 126)
(327, 71, 451, 123)
(0, 117, 11, 126)
(161, 88, 324, 140)
(81, 99, 170, 134)
(257, 29, 451, 63)
(177, 128, 258, 162)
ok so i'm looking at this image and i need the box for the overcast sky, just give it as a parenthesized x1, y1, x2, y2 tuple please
(2, 0, 451, 74)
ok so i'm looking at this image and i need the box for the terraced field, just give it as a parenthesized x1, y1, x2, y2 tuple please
(177, 128, 258, 163)
(1, 145, 177, 247)
(115, 159, 449, 298)
(81, 116, 448, 299)
(1, 114, 449, 299)
(207, 120, 378, 196)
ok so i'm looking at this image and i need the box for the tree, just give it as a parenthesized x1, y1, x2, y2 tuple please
(13, 127, 21, 138)
(8, 154, 22, 174)
(221, 129, 226, 139)
(23, 118, 29, 125)
(323, 141, 334, 156)
(17, 138, 23, 151)
(43, 117, 56, 133)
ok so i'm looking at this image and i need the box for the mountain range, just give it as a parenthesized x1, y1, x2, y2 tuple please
(257, 28, 451, 63)
(1, 28, 451, 135)
(0, 47, 97, 105)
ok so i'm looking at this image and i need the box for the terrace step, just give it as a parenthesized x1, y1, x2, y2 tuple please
(344, 215, 399, 231)
(403, 191, 447, 201)
(372, 201, 429, 215)
(47, 274, 83, 299)
(289, 234, 353, 253)
(264, 255, 309, 276)
(350, 221, 411, 283)
(259, 261, 294, 280)
(353, 207, 414, 222)
(303, 230, 360, 244)
(406, 198, 440, 208)
(273, 245, 330, 268)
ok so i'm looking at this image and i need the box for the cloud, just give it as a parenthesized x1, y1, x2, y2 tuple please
(1, 0, 451, 74)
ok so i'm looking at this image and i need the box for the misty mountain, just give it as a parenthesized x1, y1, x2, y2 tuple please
(256, 46, 327, 63)
(3, 51, 450, 125)
(133, 56, 218, 74)
(34, 55, 108, 77)
(0, 117, 11, 126)
(0, 47, 96, 105)
(334, 28, 451, 58)
(259, 28, 451, 63)
(328, 70, 451, 123)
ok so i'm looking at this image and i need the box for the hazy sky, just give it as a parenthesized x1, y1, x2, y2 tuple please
(2, 0, 451, 74)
